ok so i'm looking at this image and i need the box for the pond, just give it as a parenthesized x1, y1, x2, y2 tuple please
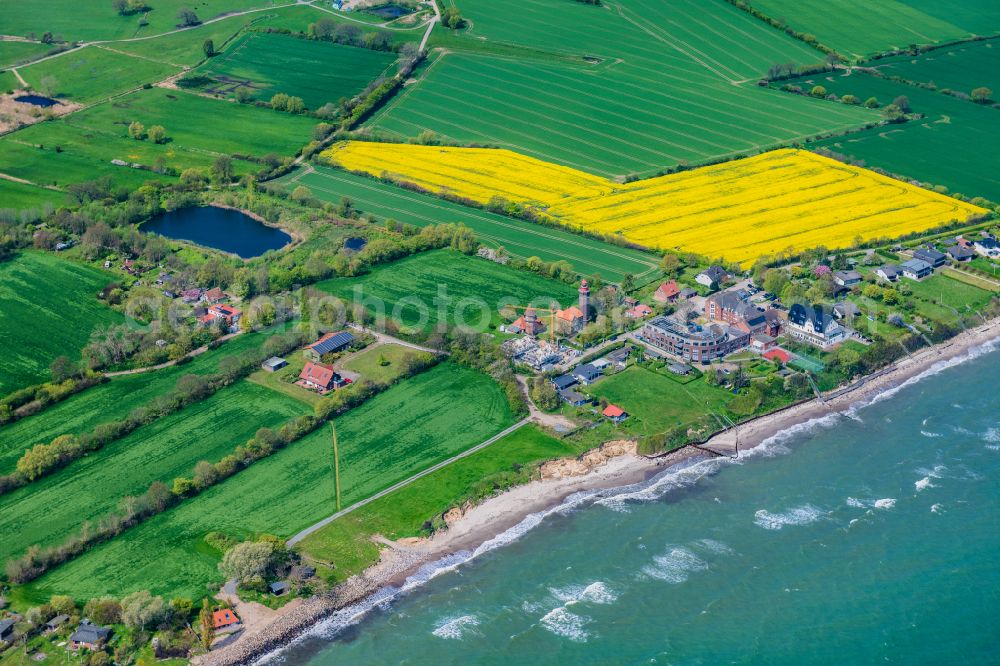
(14, 94, 60, 107)
(344, 236, 367, 252)
(143, 207, 291, 258)
(366, 3, 413, 19)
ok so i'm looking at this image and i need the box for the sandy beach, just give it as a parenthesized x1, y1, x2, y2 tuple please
(199, 317, 1000, 666)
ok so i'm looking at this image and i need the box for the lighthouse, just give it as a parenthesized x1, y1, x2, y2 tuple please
(578, 279, 590, 321)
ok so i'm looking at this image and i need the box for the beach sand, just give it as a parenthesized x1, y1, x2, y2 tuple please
(199, 317, 1000, 666)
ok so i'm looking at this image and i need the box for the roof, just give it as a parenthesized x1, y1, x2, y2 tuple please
(947, 245, 974, 258)
(0, 619, 14, 634)
(975, 237, 999, 249)
(913, 248, 946, 262)
(591, 358, 612, 369)
(70, 621, 111, 644)
(213, 609, 240, 629)
(788, 303, 836, 333)
(833, 301, 860, 316)
(204, 287, 226, 300)
(552, 374, 577, 390)
(573, 363, 603, 380)
(606, 347, 630, 361)
(602, 404, 626, 418)
(698, 265, 728, 282)
(901, 258, 932, 272)
(627, 304, 653, 317)
(300, 361, 336, 386)
(559, 389, 588, 403)
(877, 264, 900, 276)
(46, 614, 70, 627)
(655, 280, 680, 299)
(763, 349, 792, 364)
(556, 305, 585, 322)
(209, 304, 240, 318)
(834, 269, 862, 281)
(263, 356, 286, 368)
(269, 581, 289, 593)
(306, 331, 354, 355)
(679, 287, 697, 297)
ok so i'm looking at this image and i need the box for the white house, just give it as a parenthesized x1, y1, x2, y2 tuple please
(787, 303, 846, 349)
(901, 258, 933, 281)
(695, 265, 729, 288)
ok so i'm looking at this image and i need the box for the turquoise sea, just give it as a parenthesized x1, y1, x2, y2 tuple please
(270, 341, 1000, 665)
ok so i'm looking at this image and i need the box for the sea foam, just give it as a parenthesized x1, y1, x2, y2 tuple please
(431, 614, 480, 640)
(641, 547, 708, 583)
(754, 504, 825, 530)
(539, 607, 590, 642)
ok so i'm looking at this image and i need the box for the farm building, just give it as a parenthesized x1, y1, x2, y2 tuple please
(70, 620, 112, 650)
(261, 357, 288, 372)
(304, 330, 355, 361)
(298, 361, 346, 393)
(603, 404, 628, 424)
(212, 609, 241, 630)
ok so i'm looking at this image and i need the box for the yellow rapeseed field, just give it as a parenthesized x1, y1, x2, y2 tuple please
(323, 142, 986, 265)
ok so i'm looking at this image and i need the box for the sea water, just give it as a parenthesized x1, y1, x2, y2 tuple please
(269, 341, 1000, 665)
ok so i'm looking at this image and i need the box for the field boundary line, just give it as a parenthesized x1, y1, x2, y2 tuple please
(286, 417, 531, 546)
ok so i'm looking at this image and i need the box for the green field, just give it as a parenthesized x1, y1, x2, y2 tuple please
(195, 32, 397, 109)
(745, 0, 1000, 57)
(791, 71, 1000, 200)
(0, 252, 125, 395)
(281, 165, 660, 283)
(371, 0, 874, 178)
(315, 249, 578, 330)
(584, 366, 733, 436)
(297, 425, 576, 579)
(0, 329, 284, 475)
(25, 363, 515, 600)
(0, 41, 50, 68)
(16, 46, 180, 103)
(0, 87, 317, 188)
(342, 343, 433, 383)
(0, 381, 308, 564)
(869, 39, 998, 96)
(0, 179, 69, 210)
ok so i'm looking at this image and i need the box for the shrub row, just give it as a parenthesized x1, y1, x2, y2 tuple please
(0, 374, 105, 425)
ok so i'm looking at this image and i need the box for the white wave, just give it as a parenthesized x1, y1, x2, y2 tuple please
(984, 427, 1000, 447)
(694, 538, 734, 555)
(931, 503, 944, 513)
(873, 498, 896, 510)
(920, 430, 943, 438)
(846, 496, 866, 509)
(915, 477, 934, 492)
(432, 614, 480, 640)
(549, 581, 617, 606)
(539, 607, 590, 642)
(847, 497, 896, 510)
(754, 504, 825, 530)
(641, 546, 708, 583)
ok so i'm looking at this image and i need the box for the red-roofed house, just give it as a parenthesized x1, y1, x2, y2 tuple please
(213, 609, 241, 630)
(298, 361, 345, 393)
(602, 404, 627, 424)
(200, 303, 241, 330)
(508, 308, 546, 336)
(121, 259, 138, 275)
(763, 348, 792, 365)
(555, 305, 586, 334)
(202, 287, 227, 303)
(626, 303, 653, 318)
(652, 281, 680, 304)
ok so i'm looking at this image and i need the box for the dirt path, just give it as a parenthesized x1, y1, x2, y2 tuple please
(345, 322, 442, 355)
(516, 375, 576, 431)
(10, 68, 27, 87)
(103, 331, 244, 377)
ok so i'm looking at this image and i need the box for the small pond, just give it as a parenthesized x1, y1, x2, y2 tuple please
(14, 94, 60, 107)
(366, 3, 413, 19)
(344, 236, 368, 252)
(143, 207, 291, 259)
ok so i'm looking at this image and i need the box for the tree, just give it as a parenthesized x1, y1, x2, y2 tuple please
(441, 6, 464, 28)
(210, 155, 234, 184)
(863, 96, 879, 108)
(659, 253, 681, 275)
(218, 540, 280, 584)
(199, 599, 214, 650)
(121, 590, 170, 631)
(49, 355, 76, 382)
(39, 76, 58, 97)
(621, 273, 635, 293)
(308, 17, 337, 40)
(128, 120, 145, 140)
(203, 39, 215, 57)
(971, 87, 992, 104)
(881, 103, 905, 122)
(891, 95, 910, 113)
(285, 96, 305, 113)
(810, 85, 827, 98)
(147, 124, 167, 143)
(113, 0, 129, 14)
(762, 269, 789, 296)
(269, 92, 290, 111)
(176, 7, 199, 26)
(84, 597, 122, 625)
(290, 185, 311, 202)
(841, 94, 858, 105)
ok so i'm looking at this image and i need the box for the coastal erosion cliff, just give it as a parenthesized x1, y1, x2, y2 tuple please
(197, 318, 1000, 666)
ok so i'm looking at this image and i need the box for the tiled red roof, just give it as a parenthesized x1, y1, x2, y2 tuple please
(300, 361, 335, 386)
(213, 609, 240, 629)
(654, 281, 680, 300)
(603, 404, 626, 418)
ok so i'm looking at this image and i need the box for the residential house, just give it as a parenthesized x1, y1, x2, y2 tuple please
(181, 288, 203, 303)
(763, 309, 784, 337)
(269, 581, 290, 596)
(551, 374, 577, 391)
(652, 280, 681, 303)
(946, 245, 974, 262)
(912, 247, 947, 268)
(626, 303, 653, 318)
(640, 315, 750, 364)
(667, 362, 691, 376)
(559, 389, 590, 406)
(695, 265, 729, 288)
(605, 347, 630, 369)
(833, 270, 863, 287)
(973, 237, 1000, 258)
(303, 330, 355, 362)
(212, 610, 241, 631)
(590, 358, 612, 371)
(45, 615, 70, 633)
(901, 258, 933, 281)
(705, 290, 767, 334)
(199, 303, 242, 330)
(572, 363, 604, 385)
(555, 305, 586, 335)
(603, 404, 628, 424)
(69, 620, 112, 650)
(202, 286, 227, 303)
(261, 357, 287, 373)
(0, 619, 14, 643)
(833, 301, 860, 320)
(298, 361, 345, 392)
(786, 303, 846, 349)
(875, 265, 900, 282)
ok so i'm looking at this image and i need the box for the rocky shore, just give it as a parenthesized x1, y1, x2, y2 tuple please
(198, 317, 1000, 666)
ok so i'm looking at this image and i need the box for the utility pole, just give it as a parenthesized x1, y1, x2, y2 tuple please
(332, 423, 342, 511)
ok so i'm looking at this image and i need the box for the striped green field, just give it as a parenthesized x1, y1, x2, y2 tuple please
(0, 179, 69, 211)
(0, 252, 125, 395)
(0, 41, 50, 69)
(371, 0, 874, 178)
(0, 381, 309, 564)
(25, 362, 515, 600)
(868, 39, 998, 96)
(281, 166, 660, 283)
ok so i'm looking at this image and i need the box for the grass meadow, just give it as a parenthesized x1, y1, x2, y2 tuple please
(372, 0, 873, 178)
(195, 32, 397, 109)
(0, 41, 50, 68)
(24, 363, 515, 600)
(297, 425, 578, 580)
(0, 252, 124, 395)
(0, 330, 283, 475)
(868, 39, 998, 100)
(315, 249, 579, 330)
(746, 0, 998, 57)
(0, 381, 308, 564)
(281, 165, 660, 283)
(0, 179, 69, 211)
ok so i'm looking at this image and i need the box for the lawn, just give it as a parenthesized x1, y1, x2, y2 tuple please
(296, 425, 578, 581)
(194, 32, 397, 109)
(744, 0, 997, 58)
(15, 46, 180, 103)
(0, 41, 50, 68)
(905, 271, 995, 322)
(314, 249, 579, 330)
(371, 0, 873, 178)
(342, 343, 435, 383)
(868, 39, 998, 97)
(279, 165, 661, 283)
(0, 381, 309, 564)
(0, 329, 285, 475)
(24, 362, 515, 600)
(583, 366, 734, 436)
(0, 251, 125, 395)
(0, 87, 317, 188)
(0, 179, 69, 211)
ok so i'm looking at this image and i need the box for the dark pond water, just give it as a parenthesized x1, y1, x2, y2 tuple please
(14, 94, 60, 107)
(344, 236, 367, 251)
(367, 3, 412, 19)
(143, 207, 291, 258)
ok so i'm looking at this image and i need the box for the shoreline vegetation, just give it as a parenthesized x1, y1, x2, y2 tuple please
(196, 316, 1000, 666)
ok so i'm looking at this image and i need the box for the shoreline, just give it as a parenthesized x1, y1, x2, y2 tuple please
(200, 317, 1000, 666)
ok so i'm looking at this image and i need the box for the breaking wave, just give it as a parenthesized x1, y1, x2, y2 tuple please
(641, 546, 708, 583)
(754, 504, 826, 530)
(550, 581, 617, 606)
(431, 614, 480, 640)
(539, 606, 590, 642)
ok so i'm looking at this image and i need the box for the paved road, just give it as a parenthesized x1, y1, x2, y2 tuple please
(287, 417, 530, 546)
